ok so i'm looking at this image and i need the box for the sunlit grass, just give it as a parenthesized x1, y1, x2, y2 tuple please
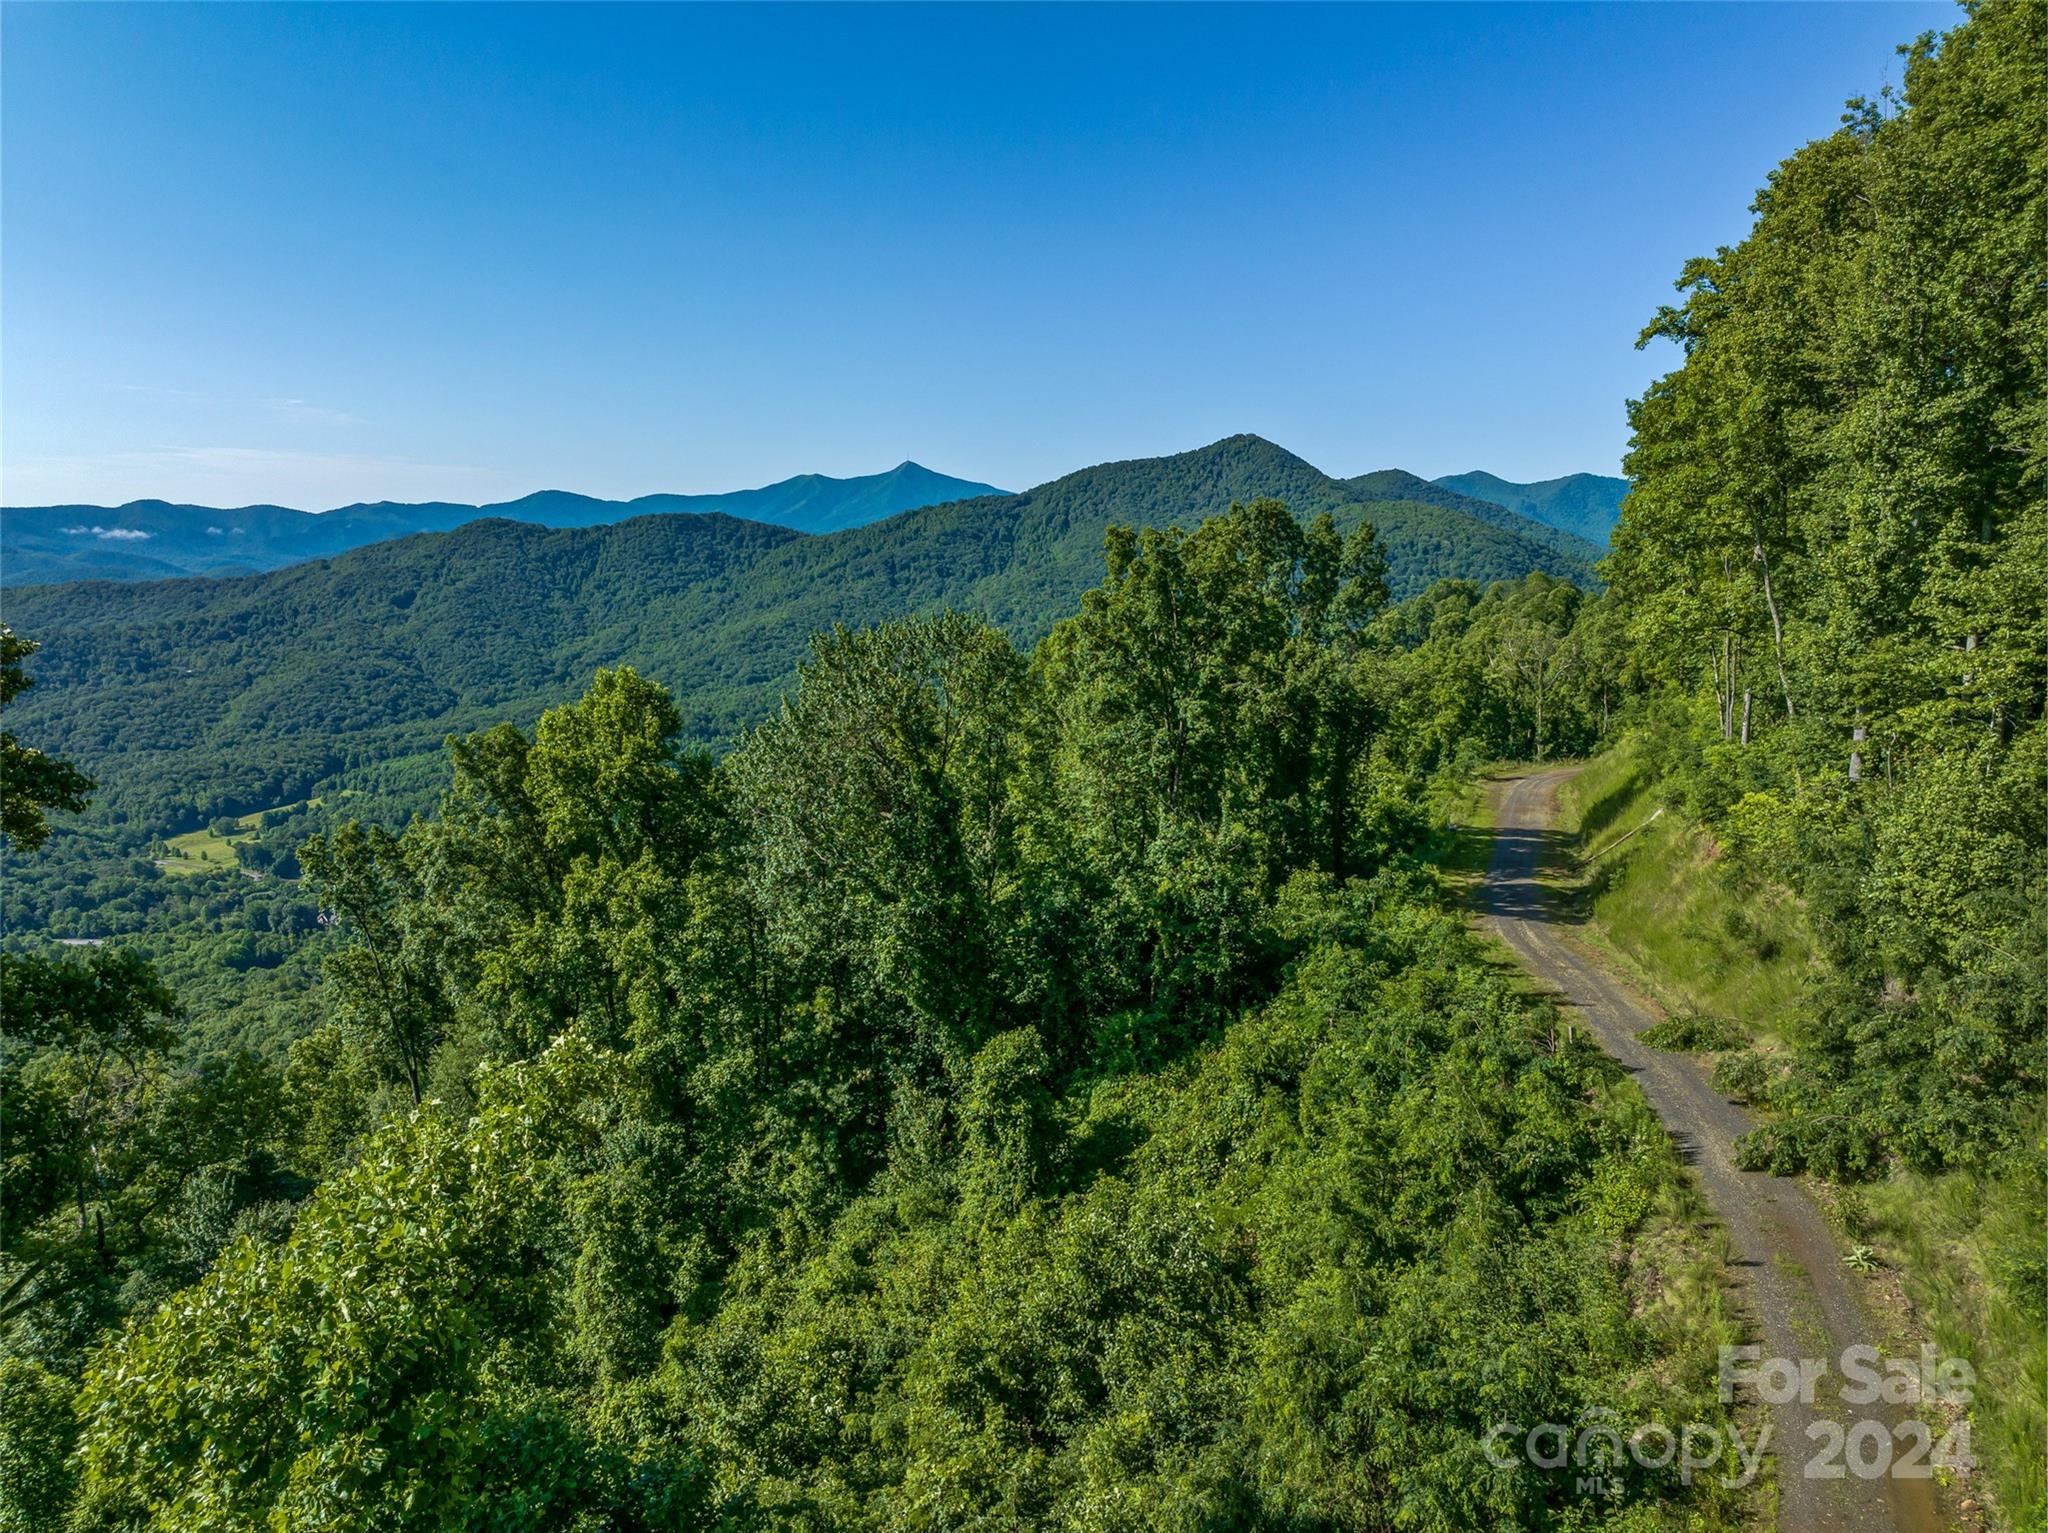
(155, 796, 329, 876)
(1847, 1165, 2047, 1532)
(1554, 738, 1814, 1048)
(1421, 760, 1531, 894)
(1558, 737, 2043, 1531)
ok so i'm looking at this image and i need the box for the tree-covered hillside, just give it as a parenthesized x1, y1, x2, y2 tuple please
(1604, 0, 2044, 1177)
(3, 462, 1008, 584)
(1339, 468, 1608, 568)
(1582, 6, 2045, 1519)
(4, 3, 2040, 1528)
(3, 436, 1594, 841)
(1432, 471, 1629, 545)
(2, 502, 1737, 1532)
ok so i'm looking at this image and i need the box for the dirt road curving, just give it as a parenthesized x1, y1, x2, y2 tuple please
(1482, 768, 1946, 1533)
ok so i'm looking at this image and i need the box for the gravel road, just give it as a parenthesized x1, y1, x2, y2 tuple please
(1482, 768, 1947, 1533)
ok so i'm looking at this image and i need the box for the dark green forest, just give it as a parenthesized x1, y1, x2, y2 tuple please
(8, 506, 1708, 1530)
(0, 436, 1598, 1038)
(0, 436, 1595, 844)
(2, 3, 2043, 1528)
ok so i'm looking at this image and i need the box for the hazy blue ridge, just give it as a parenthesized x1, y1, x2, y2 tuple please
(1431, 470, 1628, 545)
(1, 461, 1010, 584)
(1338, 468, 1606, 567)
(3, 435, 1604, 838)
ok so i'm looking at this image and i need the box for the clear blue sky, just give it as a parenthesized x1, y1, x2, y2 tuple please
(2, 1, 1953, 509)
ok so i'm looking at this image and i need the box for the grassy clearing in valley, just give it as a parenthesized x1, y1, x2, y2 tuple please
(161, 824, 256, 870)
(156, 796, 328, 876)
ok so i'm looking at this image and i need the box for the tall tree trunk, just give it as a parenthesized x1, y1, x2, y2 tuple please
(1753, 540, 1795, 718)
(1740, 690, 1752, 746)
(1849, 713, 1866, 783)
(1720, 635, 1736, 740)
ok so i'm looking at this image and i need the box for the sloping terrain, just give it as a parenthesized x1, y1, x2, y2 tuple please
(1433, 469, 1628, 545)
(3, 461, 1007, 582)
(5, 435, 1597, 831)
(1340, 467, 1606, 569)
(1483, 769, 1945, 1533)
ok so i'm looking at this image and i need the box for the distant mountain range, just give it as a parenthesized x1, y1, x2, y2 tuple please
(6, 435, 1605, 834)
(1341, 468, 1614, 566)
(5, 460, 1626, 589)
(1430, 471, 1628, 546)
(1, 461, 1008, 584)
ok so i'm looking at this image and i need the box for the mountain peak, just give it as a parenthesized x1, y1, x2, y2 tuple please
(5, 463, 1012, 582)
(1431, 471, 1627, 546)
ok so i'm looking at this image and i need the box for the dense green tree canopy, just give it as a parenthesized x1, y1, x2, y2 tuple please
(4, 493, 1735, 1529)
(0, 628, 92, 854)
(3, 8, 2040, 1526)
(1606, 0, 2045, 1178)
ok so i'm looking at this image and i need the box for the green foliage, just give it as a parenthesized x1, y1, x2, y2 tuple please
(1848, 1156, 2048, 1533)
(6, 9, 2040, 1525)
(299, 822, 452, 1106)
(0, 437, 1596, 1005)
(0, 628, 91, 854)
(1509, 19, 2048, 1524)
(74, 881, 1719, 1531)
(0, 1356, 74, 1533)
(1635, 1013, 1747, 1053)
(71, 1032, 706, 1531)
(0, 802, 293, 1476)
(1373, 571, 1622, 769)
(16, 482, 1735, 1530)
(1, 946, 183, 1334)
(1601, 0, 2045, 1179)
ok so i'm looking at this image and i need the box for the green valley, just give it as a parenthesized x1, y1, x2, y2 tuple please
(3, 435, 1595, 856)
(2, 3, 2042, 1531)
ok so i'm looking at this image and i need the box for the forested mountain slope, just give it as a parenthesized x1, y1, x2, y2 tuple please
(4, 502, 1742, 1532)
(1432, 470, 1628, 545)
(4, 435, 1593, 834)
(1339, 467, 1607, 567)
(2, 4, 2039, 1528)
(2, 460, 1008, 583)
(1585, 6, 2046, 1522)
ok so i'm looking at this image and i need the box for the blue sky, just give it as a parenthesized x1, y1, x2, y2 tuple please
(3, 2, 1953, 509)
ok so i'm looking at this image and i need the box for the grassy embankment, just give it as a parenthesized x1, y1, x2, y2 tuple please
(1552, 746, 1814, 1047)
(1552, 738, 2045, 1533)
(1423, 764, 1754, 1527)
